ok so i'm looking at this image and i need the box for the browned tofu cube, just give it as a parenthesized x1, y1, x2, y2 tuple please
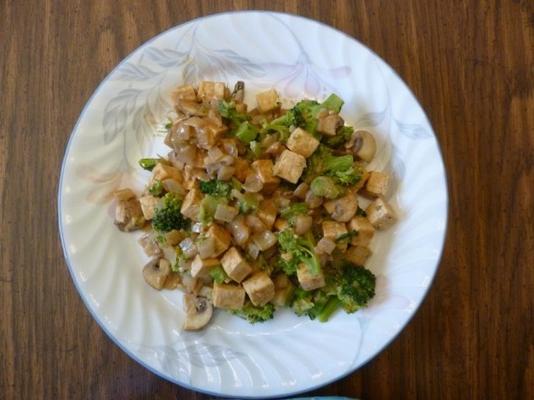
(286, 127, 320, 157)
(273, 150, 306, 184)
(213, 283, 246, 310)
(197, 81, 226, 100)
(221, 247, 252, 283)
(206, 224, 231, 257)
(165, 229, 185, 246)
(297, 264, 325, 291)
(256, 89, 279, 113)
(233, 158, 252, 183)
(139, 195, 160, 220)
(171, 85, 197, 102)
(323, 192, 358, 222)
(347, 216, 375, 246)
(242, 272, 275, 306)
(345, 245, 372, 266)
(272, 274, 294, 306)
(364, 171, 390, 198)
(322, 220, 348, 251)
(251, 159, 280, 191)
(257, 199, 277, 229)
(191, 255, 220, 278)
(366, 198, 396, 229)
(152, 163, 182, 182)
(180, 187, 202, 221)
(317, 113, 343, 136)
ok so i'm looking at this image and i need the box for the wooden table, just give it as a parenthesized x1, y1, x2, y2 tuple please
(1, 1, 532, 399)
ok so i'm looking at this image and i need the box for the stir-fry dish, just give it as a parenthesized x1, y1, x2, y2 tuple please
(113, 81, 397, 330)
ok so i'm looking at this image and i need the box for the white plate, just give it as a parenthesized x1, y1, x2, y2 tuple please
(58, 11, 448, 398)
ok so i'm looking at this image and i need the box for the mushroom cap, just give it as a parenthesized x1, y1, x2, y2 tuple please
(353, 130, 376, 163)
(183, 294, 213, 331)
(142, 258, 171, 290)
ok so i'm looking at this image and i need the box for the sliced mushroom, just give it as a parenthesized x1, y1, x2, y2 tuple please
(143, 258, 171, 290)
(183, 294, 213, 331)
(114, 198, 145, 232)
(231, 81, 245, 102)
(353, 130, 376, 162)
(138, 234, 162, 257)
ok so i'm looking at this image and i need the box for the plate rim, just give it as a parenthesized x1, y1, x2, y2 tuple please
(57, 10, 449, 399)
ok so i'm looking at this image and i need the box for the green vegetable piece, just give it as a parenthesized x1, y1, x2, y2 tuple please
(324, 125, 354, 147)
(218, 100, 249, 126)
(235, 121, 259, 143)
(152, 193, 189, 232)
(356, 207, 367, 217)
(310, 176, 343, 199)
(232, 302, 275, 323)
(291, 288, 315, 316)
(148, 180, 164, 197)
(321, 93, 344, 113)
(138, 158, 159, 171)
(317, 296, 341, 322)
(277, 229, 321, 276)
(249, 140, 262, 157)
(238, 193, 259, 214)
(199, 179, 232, 198)
(199, 195, 227, 225)
(336, 262, 376, 313)
(209, 265, 228, 284)
(280, 202, 308, 221)
(335, 230, 358, 244)
(305, 146, 361, 186)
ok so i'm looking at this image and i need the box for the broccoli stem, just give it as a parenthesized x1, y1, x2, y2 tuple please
(318, 297, 341, 322)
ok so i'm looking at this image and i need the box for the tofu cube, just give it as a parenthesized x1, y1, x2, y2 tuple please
(171, 85, 197, 102)
(206, 224, 231, 257)
(273, 218, 289, 231)
(317, 114, 343, 136)
(221, 247, 252, 283)
(256, 89, 279, 113)
(297, 264, 325, 291)
(287, 127, 320, 158)
(242, 272, 275, 306)
(180, 187, 202, 221)
(196, 125, 228, 150)
(273, 150, 306, 184)
(364, 171, 390, 197)
(213, 283, 246, 310)
(345, 245, 372, 266)
(139, 195, 160, 220)
(347, 216, 375, 246)
(152, 163, 182, 182)
(197, 81, 226, 100)
(233, 158, 252, 183)
(323, 193, 358, 222)
(366, 198, 397, 229)
(214, 204, 239, 223)
(272, 274, 294, 306)
(257, 199, 277, 229)
(251, 159, 280, 191)
(322, 220, 348, 251)
(191, 255, 220, 278)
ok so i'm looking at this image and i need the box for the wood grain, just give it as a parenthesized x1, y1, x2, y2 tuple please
(1, 0, 532, 399)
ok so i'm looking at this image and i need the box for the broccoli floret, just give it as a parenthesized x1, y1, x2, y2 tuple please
(262, 108, 303, 140)
(148, 180, 164, 197)
(305, 146, 362, 186)
(199, 179, 232, 198)
(218, 100, 249, 127)
(291, 288, 340, 322)
(232, 302, 275, 323)
(152, 193, 189, 232)
(209, 265, 229, 284)
(310, 176, 344, 199)
(292, 99, 322, 134)
(336, 262, 376, 313)
(291, 288, 315, 316)
(277, 229, 321, 275)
